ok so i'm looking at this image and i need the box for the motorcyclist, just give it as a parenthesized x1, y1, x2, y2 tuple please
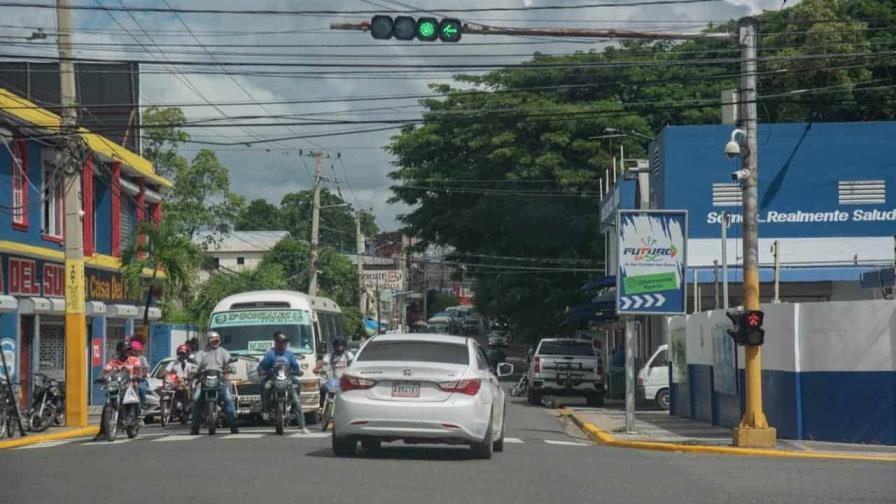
(165, 344, 196, 403)
(127, 339, 149, 424)
(93, 341, 144, 441)
(190, 331, 238, 435)
(257, 331, 310, 434)
(314, 337, 355, 407)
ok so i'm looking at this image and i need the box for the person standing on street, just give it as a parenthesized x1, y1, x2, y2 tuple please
(190, 331, 238, 435)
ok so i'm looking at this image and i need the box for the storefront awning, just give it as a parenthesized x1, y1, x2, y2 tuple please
(0, 295, 17, 313)
(107, 304, 139, 319)
(579, 276, 616, 292)
(139, 307, 162, 321)
(19, 297, 64, 315)
(86, 301, 107, 316)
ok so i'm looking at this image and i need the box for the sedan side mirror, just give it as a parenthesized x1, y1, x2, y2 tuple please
(228, 356, 239, 363)
(496, 363, 514, 378)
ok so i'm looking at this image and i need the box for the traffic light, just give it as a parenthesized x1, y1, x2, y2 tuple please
(726, 310, 765, 346)
(368, 16, 462, 42)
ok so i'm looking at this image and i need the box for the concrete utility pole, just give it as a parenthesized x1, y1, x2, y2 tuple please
(721, 211, 730, 310)
(308, 151, 323, 297)
(734, 17, 775, 447)
(58, 0, 88, 428)
(356, 210, 365, 320)
(332, 15, 774, 448)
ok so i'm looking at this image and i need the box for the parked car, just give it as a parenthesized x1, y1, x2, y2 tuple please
(637, 344, 670, 410)
(527, 338, 604, 407)
(487, 331, 509, 347)
(332, 333, 514, 459)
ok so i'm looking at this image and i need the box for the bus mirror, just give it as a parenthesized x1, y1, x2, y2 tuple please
(319, 341, 329, 354)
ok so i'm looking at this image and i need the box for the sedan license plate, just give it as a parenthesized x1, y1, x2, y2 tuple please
(391, 382, 421, 398)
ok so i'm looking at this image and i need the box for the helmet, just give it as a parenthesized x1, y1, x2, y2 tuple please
(129, 340, 144, 352)
(206, 330, 221, 342)
(332, 337, 346, 348)
(176, 344, 190, 356)
(115, 340, 127, 356)
(273, 331, 289, 344)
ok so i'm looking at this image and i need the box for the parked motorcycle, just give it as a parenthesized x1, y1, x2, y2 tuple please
(26, 372, 64, 432)
(97, 368, 142, 441)
(197, 357, 238, 435)
(510, 374, 528, 397)
(319, 371, 339, 432)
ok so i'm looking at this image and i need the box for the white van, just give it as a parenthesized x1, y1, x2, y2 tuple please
(636, 344, 670, 410)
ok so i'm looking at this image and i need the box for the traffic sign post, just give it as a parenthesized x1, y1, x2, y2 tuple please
(616, 210, 687, 433)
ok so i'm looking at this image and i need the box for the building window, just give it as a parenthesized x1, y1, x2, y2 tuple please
(41, 160, 63, 240)
(838, 180, 886, 205)
(236, 256, 245, 266)
(11, 139, 28, 229)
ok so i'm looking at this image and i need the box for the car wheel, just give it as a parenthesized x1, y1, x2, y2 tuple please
(332, 435, 357, 457)
(493, 410, 505, 453)
(655, 388, 670, 410)
(471, 413, 494, 460)
(586, 393, 604, 407)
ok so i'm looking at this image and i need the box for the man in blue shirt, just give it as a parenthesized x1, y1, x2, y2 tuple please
(257, 331, 309, 433)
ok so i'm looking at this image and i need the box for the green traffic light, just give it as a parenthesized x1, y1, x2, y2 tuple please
(416, 17, 438, 41)
(439, 18, 462, 42)
(418, 22, 435, 38)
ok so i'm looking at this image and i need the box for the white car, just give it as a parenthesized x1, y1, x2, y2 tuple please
(637, 344, 670, 410)
(332, 333, 514, 459)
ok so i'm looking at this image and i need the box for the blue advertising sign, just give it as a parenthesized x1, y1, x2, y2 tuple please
(616, 210, 687, 315)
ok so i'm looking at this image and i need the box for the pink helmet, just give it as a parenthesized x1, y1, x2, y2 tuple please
(129, 340, 144, 352)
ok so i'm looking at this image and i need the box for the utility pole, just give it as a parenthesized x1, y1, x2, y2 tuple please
(308, 151, 323, 297)
(734, 16, 776, 447)
(356, 210, 365, 320)
(332, 15, 774, 448)
(721, 211, 730, 310)
(58, 0, 88, 428)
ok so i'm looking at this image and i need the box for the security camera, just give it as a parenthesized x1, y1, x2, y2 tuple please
(725, 140, 741, 159)
(730, 169, 751, 182)
(724, 128, 745, 159)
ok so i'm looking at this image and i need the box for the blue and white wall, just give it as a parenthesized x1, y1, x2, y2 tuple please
(669, 299, 896, 445)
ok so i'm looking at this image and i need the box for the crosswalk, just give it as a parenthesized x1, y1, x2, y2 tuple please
(14, 432, 590, 450)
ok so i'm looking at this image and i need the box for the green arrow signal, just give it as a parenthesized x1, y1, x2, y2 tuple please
(442, 24, 457, 36)
(438, 19, 461, 42)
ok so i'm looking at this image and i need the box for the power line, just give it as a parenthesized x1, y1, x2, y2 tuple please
(0, 1, 730, 16)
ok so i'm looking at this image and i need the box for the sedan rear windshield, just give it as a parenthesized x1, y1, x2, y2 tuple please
(356, 341, 469, 365)
(538, 341, 595, 356)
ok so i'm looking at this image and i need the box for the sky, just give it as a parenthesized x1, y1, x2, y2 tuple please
(2, 0, 793, 231)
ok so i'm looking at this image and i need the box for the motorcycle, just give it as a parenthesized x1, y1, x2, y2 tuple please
(158, 372, 190, 427)
(96, 368, 142, 441)
(197, 357, 238, 435)
(319, 371, 340, 432)
(265, 361, 297, 435)
(510, 374, 528, 397)
(26, 372, 65, 432)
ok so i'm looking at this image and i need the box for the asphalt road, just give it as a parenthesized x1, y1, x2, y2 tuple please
(2, 390, 893, 504)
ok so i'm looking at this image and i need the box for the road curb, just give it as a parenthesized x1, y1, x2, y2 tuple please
(0, 426, 98, 450)
(561, 409, 896, 463)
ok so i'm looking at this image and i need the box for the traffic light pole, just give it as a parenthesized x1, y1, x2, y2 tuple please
(733, 17, 776, 447)
(333, 14, 775, 447)
(58, 0, 89, 428)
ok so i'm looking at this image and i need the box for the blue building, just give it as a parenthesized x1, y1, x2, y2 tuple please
(0, 88, 172, 405)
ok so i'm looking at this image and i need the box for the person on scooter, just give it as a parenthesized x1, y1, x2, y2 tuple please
(314, 337, 355, 407)
(93, 341, 144, 441)
(257, 331, 309, 434)
(165, 344, 196, 403)
(190, 331, 238, 435)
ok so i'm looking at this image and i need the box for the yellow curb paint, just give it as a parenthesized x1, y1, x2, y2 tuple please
(0, 426, 99, 450)
(562, 410, 896, 464)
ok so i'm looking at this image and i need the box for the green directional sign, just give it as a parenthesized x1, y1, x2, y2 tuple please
(439, 18, 462, 42)
(416, 17, 438, 41)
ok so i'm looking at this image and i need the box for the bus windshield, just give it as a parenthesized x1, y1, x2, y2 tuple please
(209, 309, 314, 355)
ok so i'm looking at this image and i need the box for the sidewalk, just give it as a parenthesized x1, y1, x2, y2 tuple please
(566, 401, 896, 462)
(0, 407, 103, 450)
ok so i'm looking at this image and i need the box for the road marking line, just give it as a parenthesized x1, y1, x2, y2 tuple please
(14, 440, 75, 450)
(544, 440, 589, 446)
(152, 435, 200, 442)
(221, 433, 266, 439)
(83, 439, 135, 445)
(289, 432, 331, 439)
(504, 437, 524, 444)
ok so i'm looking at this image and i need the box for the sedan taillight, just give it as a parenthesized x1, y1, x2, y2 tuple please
(439, 379, 481, 396)
(534, 357, 541, 373)
(340, 375, 376, 391)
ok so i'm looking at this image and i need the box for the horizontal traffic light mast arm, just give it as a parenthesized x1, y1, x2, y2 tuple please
(330, 21, 735, 41)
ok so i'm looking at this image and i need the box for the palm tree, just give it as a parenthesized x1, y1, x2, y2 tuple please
(121, 218, 202, 342)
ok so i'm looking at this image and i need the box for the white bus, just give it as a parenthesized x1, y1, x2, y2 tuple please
(208, 290, 346, 421)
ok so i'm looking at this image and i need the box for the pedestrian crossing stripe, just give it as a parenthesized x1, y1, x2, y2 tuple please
(504, 437, 524, 444)
(14, 440, 75, 450)
(221, 433, 266, 439)
(152, 435, 199, 442)
(288, 432, 331, 439)
(544, 439, 589, 446)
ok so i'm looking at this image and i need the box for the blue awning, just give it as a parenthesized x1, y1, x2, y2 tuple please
(579, 276, 616, 292)
(860, 267, 896, 288)
(563, 301, 617, 326)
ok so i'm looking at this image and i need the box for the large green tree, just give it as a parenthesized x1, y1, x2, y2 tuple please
(235, 198, 282, 231)
(141, 106, 190, 180)
(190, 262, 288, 327)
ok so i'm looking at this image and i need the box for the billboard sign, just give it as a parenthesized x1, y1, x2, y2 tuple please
(616, 210, 687, 315)
(361, 269, 403, 291)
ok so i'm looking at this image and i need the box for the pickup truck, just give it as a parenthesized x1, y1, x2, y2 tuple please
(527, 338, 605, 407)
